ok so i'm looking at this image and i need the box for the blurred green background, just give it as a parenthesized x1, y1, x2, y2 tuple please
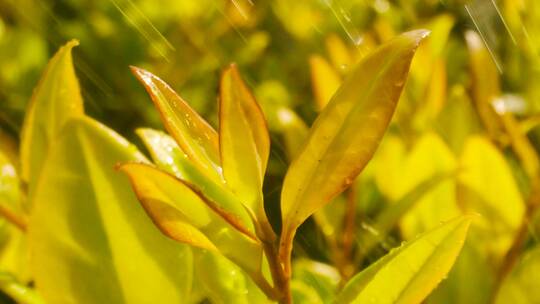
(0, 0, 537, 142)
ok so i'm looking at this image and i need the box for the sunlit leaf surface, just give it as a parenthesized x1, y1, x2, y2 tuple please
(280, 30, 429, 247)
(131, 66, 222, 181)
(29, 117, 194, 304)
(219, 64, 270, 215)
(136, 128, 255, 235)
(335, 216, 472, 304)
(120, 162, 263, 277)
(20, 40, 84, 195)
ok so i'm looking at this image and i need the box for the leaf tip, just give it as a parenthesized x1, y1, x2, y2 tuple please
(405, 29, 431, 42)
(64, 39, 80, 49)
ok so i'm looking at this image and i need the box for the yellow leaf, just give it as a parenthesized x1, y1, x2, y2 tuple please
(458, 136, 525, 259)
(119, 163, 264, 280)
(29, 116, 193, 304)
(309, 55, 341, 110)
(20, 40, 84, 192)
(136, 128, 256, 236)
(280, 30, 429, 249)
(336, 216, 472, 304)
(465, 31, 505, 143)
(219, 64, 270, 217)
(131, 66, 222, 181)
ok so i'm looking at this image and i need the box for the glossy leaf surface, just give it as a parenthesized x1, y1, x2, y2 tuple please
(136, 128, 255, 235)
(280, 30, 429, 245)
(120, 162, 263, 276)
(20, 40, 84, 193)
(29, 117, 194, 304)
(131, 66, 222, 180)
(219, 65, 270, 214)
(335, 216, 471, 304)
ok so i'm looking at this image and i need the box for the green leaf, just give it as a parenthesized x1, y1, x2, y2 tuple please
(335, 216, 472, 304)
(29, 116, 194, 304)
(219, 64, 270, 217)
(131, 66, 222, 181)
(196, 250, 270, 304)
(20, 40, 84, 193)
(280, 30, 429, 247)
(136, 128, 255, 235)
(292, 259, 340, 303)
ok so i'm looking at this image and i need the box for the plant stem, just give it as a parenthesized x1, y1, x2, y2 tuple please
(340, 186, 357, 280)
(253, 203, 291, 303)
(278, 230, 294, 304)
(0, 203, 27, 232)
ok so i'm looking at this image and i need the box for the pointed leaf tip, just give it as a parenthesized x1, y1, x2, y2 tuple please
(130, 66, 222, 181)
(219, 63, 270, 216)
(404, 29, 431, 43)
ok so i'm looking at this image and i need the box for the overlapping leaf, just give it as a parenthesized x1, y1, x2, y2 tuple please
(29, 117, 194, 304)
(119, 162, 264, 277)
(136, 128, 255, 235)
(131, 66, 222, 180)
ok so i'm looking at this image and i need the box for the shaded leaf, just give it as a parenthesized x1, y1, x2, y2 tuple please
(0, 272, 43, 304)
(358, 171, 451, 258)
(293, 259, 340, 303)
(496, 246, 540, 303)
(465, 31, 505, 143)
(335, 216, 472, 304)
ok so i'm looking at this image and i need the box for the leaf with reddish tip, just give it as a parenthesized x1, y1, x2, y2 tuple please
(119, 163, 264, 277)
(219, 65, 270, 216)
(136, 128, 256, 236)
(280, 30, 429, 249)
(130, 66, 222, 181)
(20, 40, 84, 194)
